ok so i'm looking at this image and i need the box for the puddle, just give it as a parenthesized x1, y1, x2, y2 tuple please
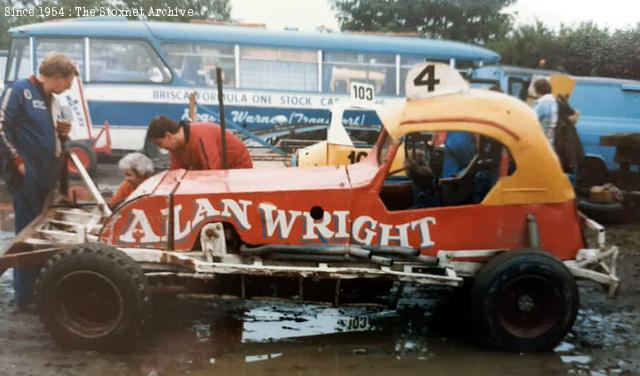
(118, 298, 573, 376)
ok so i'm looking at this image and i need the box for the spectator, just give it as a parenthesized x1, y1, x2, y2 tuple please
(532, 78, 558, 143)
(110, 152, 154, 208)
(0, 53, 78, 311)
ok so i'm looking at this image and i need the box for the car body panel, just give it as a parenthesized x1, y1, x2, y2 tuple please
(101, 88, 583, 260)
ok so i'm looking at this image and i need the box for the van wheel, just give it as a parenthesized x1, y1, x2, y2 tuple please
(471, 249, 578, 352)
(66, 140, 97, 177)
(578, 199, 626, 224)
(36, 245, 150, 351)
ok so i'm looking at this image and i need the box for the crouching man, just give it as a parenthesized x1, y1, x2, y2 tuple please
(146, 116, 253, 170)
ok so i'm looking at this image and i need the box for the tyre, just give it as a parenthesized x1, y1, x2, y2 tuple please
(470, 249, 578, 352)
(67, 184, 93, 202)
(66, 140, 97, 177)
(578, 199, 626, 224)
(576, 155, 610, 189)
(36, 245, 151, 351)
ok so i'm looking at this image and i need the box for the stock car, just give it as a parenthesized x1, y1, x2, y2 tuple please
(0, 63, 618, 352)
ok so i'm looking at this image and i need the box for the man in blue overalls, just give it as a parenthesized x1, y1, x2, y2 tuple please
(0, 54, 77, 311)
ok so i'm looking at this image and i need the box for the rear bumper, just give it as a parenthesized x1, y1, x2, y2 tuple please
(565, 215, 620, 296)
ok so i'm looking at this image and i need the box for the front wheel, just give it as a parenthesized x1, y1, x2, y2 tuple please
(36, 245, 151, 351)
(471, 249, 579, 352)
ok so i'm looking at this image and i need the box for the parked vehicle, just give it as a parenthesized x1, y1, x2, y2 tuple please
(4, 18, 499, 152)
(0, 63, 618, 353)
(471, 65, 640, 174)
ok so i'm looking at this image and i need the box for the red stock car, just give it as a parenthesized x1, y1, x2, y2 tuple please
(0, 64, 619, 352)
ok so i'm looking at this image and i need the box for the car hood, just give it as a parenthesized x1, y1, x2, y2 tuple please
(144, 166, 353, 197)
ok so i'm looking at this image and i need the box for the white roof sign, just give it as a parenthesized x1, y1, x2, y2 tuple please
(405, 62, 469, 100)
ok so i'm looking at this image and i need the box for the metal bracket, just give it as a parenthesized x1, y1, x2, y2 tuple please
(199, 222, 227, 262)
(565, 246, 620, 297)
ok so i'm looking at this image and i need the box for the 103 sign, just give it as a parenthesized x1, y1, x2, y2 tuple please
(350, 82, 375, 102)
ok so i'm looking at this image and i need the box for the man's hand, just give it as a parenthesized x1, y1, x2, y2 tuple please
(56, 120, 72, 138)
(17, 162, 25, 177)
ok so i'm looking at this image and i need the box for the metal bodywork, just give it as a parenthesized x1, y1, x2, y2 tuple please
(0, 88, 619, 298)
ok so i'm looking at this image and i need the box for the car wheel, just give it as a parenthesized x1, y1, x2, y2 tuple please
(66, 140, 97, 177)
(471, 249, 578, 352)
(36, 245, 150, 351)
(578, 199, 626, 224)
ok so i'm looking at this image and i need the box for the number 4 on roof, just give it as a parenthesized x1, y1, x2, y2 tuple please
(405, 62, 469, 100)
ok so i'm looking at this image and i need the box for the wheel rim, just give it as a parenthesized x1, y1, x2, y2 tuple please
(55, 271, 124, 338)
(67, 147, 91, 174)
(496, 274, 563, 339)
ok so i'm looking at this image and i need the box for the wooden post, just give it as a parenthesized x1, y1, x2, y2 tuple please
(216, 67, 228, 169)
(188, 92, 197, 122)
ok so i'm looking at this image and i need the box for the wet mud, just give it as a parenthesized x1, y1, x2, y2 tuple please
(0, 163, 638, 376)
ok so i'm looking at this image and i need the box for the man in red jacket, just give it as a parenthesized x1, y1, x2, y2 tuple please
(147, 116, 252, 170)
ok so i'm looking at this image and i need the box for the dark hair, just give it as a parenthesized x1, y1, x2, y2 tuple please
(39, 53, 79, 78)
(147, 115, 180, 140)
(533, 79, 552, 96)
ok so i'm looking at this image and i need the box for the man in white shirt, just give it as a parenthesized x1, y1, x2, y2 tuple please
(532, 78, 558, 144)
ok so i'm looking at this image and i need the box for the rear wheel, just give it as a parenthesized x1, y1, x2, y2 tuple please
(471, 249, 578, 352)
(36, 245, 150, 351)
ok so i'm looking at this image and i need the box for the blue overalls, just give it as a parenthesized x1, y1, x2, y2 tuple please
(442, 132, 476, 178)
(0, 77, 60, 308)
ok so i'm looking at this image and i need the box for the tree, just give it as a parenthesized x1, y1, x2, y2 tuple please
(488, 21, 563, 69)
(490, 21, 640, 80)
(607, 26, 640, 79)
(331, 0, 516, 45)
(557, 22, 611, 76)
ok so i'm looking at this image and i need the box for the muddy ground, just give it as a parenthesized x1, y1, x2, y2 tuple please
(0, 162, 638, 376)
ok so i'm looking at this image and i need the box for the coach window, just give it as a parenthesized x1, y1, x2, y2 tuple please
(89, 39, 171, 83)
(324, 52, 395, 96)
(36, 39, 85, 80)
(0, 53, 6, 83)
(455, 59, 478, 78)
(239, 47, 318, 91)
(399, 56, 426, 95)
(6, 39, 31, 81)
(163, 43, 235, 87)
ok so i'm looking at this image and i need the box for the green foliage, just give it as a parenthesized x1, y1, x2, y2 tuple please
(332, 0, 516, 45)
(489, 21, 640, 80)
(488, 21, 560, 68)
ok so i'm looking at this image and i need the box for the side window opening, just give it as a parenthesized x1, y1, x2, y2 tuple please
(163, 42, 235, 87)
(379, 131, 516, 211)
(89, 39, 171, 83)
(0, 52, 7, 83)
(324, 52, 395, 96)
(240, 47, 318, 92)
(6, 38, 31, 81)
(36, 38, 85, 81)
(508, 77, 529, 101)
